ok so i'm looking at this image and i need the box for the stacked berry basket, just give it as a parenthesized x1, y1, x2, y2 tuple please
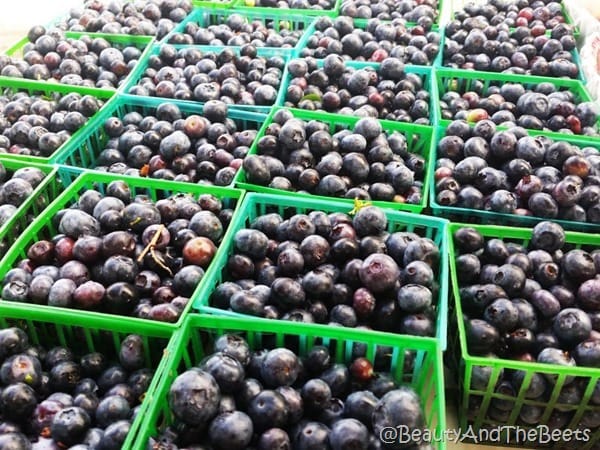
(0, 0, 598, 448)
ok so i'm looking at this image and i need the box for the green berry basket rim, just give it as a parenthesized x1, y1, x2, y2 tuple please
(294, 17, 441, 64)
(428, 124, 600, 232)
(434, 28, 585, 83)
(434, 67, 600, 140)
(121, 42, 291, 113)
(448, 221, 600, 440)
(231, 0, 342, 17)
(232, 105, 436, 214)
(192, 191, 450, 349)
(0, 75, 115, 165)
(132, 312, 447, 450)
(0, 301, 177, 450)
(51, 91, 269, 178)
(0, 170, 246, 329)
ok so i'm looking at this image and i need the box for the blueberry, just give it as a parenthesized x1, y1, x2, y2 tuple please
(94, 395, 130, 428)
(1, 382, 37, 421)
(352, 205, 387, 238)
(466, 319, 500, 354)
(97, 420, 130, 450)
(248, 390, 289, 432)
(537, 348, 576, 384)
(0, 353, 42, 386)
(372, 388, 424, 449)
(330, 418, 369, 450)
(276, 386, 304, 424)
(301, 378, 332, 412)
(0, 433, 31, 450)
(303, 346, 331, 375)
(50, 406, 91, 447)
(119, 334, 145, 371)
(208, 411, 253, 450)
(358, 254, 400, 293)
(168, 368, 220, 426)
(319, 363, 351, 398)
(553, 308, 592, 347)
(531, 221, 565, 252)
(258, 428, 291, 450)
(261, 348, 300, 388)
(483, 298, 519, 332)
(344, 390, 378, 426)
(397, 284, 433, 313)
(293, 421, 331, 450)
(214, 334, 251, 367)
(200, 352, 245, 394)
(573, 340, 600, 367)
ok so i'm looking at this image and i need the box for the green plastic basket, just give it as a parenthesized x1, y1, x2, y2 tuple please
(282, 60, 437, 124)
(0, 157, 61, 258)
(193, 0, 237, 7)
(122, 44, 291, 113)
(132, 313, 447, 450)
(193, 192, 450, 349)
(164, 8, 313, 51)
(448, 222, 600, 449)
(338, 0, 444, 26)
(0, 76, 114, 164)
(0, 170, 244, 329)
(435, 68, 599, 138)
(295, 17, 441, 64)
(435, 29, 585, 83)
(234, 107, 435, 214)
(47, 5, 193, 41)
(52, 93, 267, 183)
(0, 301, 175, 450)
(429, 125, 600, 232)
(232, 0, 342, 17)
(4, 31, 154, 91)
(448, 1, 578, 33)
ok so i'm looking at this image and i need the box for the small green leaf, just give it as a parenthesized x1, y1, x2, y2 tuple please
(301, 93, 321, 102)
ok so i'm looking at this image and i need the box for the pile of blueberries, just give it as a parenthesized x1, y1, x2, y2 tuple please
(439, 82, 599, 136)
(1, 181, 235, 323)
(242, 110, 426, 204)
(57, 0, 193, 38)
(84, 101, 258, 186)
(128, 45, 285, 107)
(0, 90, 105, 157)
(166, 12, 307, 47)
(454, 221, 600, 424)
(298, 16, 440, 65)
(435, 119, 600, 223)
(210, 204, 441, 336)
(152, 333, 429, 449)
(0, 29, 145, 89)
(443, 0, 579, 78)
(0, 326, 162, 449)
(0, 163, 50, 256)
(284, 56, 431, 123)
